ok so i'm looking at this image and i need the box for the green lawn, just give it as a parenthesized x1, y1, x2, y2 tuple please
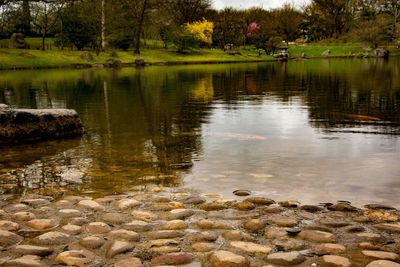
(0, 47, 274, 69)
(0, 37, 399, 70)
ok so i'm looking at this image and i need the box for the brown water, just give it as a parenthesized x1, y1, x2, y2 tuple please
(0, 59, 399, 206)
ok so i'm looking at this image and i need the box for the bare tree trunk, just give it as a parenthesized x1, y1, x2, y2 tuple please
(101, 0, 106, 49)
(134, 0, 147, 55)
(41, 5, 48, 51)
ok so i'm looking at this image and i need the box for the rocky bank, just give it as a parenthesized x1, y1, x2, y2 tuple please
(0, 186, 399, 267)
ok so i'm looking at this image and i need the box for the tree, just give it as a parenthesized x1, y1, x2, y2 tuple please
(356, 15, 392, 47)
(32, 0, 64, 50)
(212, 8, 245, 48)
(168, 0, 211, 25)
(272, 4, 303, 42)
(305, 0, 353, 39)
(62, 2, 99, 50)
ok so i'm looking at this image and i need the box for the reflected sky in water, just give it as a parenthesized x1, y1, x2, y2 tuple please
(0, 59, 399, 206)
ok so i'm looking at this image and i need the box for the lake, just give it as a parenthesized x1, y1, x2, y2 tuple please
(0, 58, 399, 206)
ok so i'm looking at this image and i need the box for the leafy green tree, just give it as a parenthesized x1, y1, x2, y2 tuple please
(212, 8, 245, 48)
(305, 0, 353, 39)
(62, 3, 99, 50)
(356, 15, 392, 47)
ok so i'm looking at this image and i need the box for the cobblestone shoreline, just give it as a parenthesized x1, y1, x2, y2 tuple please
(0, 187, 399, 267)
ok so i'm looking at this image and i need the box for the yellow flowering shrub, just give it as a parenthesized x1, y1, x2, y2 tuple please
(184, 19, 214, 45)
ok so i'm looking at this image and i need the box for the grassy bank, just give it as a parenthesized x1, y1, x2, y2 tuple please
(0, 48, 273, 70)
(0, 41, 399, 70)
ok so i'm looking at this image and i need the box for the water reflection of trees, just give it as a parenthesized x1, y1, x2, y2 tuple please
(0, 68, 214, 194)
(210, 60, 400, 133)
(1, 59, 400, 194)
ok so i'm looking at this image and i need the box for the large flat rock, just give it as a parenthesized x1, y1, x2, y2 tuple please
(0, 105, 83, 144)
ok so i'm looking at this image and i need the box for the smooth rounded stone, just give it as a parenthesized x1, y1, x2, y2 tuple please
(192, 242, 217, 252)
(117, 199, 141, 210)
(167, 209, 195, 220)
(26, 219, 58, 231)
(59, 209, 82, 218)
(198, 201, 230, 211)
(320, 255, 352, 267)
(107, 229, 140, 241)
(328, 203, 358, 212)
(6, 204, 30, 212)
(14, 245, 53, 256)
(298, 230, 334, 243)
(245, 197, 275, 206)
(36, 206, 54, 214)
(188, 231, 219, 242)
(362, 250, 399, 261)
(365, 210, 399, 222)
(344, 225, 365, 233)
(102, 213, 129, 224)
(365, 204, 397, 210)
(70, 217, 90, 226)
(267, 252, 306, 266)
(149, 202, 184, 211)
(152, 246, 181, 253)
(300, 205, 324, 212)
(114, 257, 143, 267)
(223, 230, 254, 241)
(305, 225, 334, 233)
(55, 250, 93, 266)
(196, 219, 234, 230)
(230, 241, 272, 255)
(13, 211, 36, 221)
(77, 200, 105, 211)
(22, 199, 50, 208)
(54, 200, 72, 207)
(366, 260, 400, 267)
(208, 250, 247, 267)
(4, 255, 47, 267)
(270, 216, 298, 227)
(314, 243, 346, 255)
(207, 210, 256, 220)
(359, 242, 381, 250)
(160, 220, 188, 230)
(183, 196, 206, 205)
(356, 233, 383, 242)
(147, 230, 185, 239)
(0, 220, 19, 231)
(279, 200, 301, 208)
(64, 196, 87, 203)
(85, 222, 111, 234)
(286, 228, 302, 236)
(106, 240, 134, 258)
(79, 236, 105, 249)
(233, 190, 251, 197)
(265, 227, 290, 239)
(263, 204, 285, 214)
(374, 223, 400, 233)
(151, 252, 194, 265)
(242, 219, 266, 232)
(234, 201, 256, 211)
(142, 239, 179, 249)
(130, 210, 158, 222)
(273, 239, 306, 252)
(0, 209, 7, 217)
(124, 220, 152, 232)
(61, 224, 82, 235)
(320, 218, 351, 228)
(33, 231, 72, 246)
(0, 230, 23, 248)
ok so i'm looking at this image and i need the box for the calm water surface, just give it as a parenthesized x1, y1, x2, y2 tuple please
(0, 59, 399, 206)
